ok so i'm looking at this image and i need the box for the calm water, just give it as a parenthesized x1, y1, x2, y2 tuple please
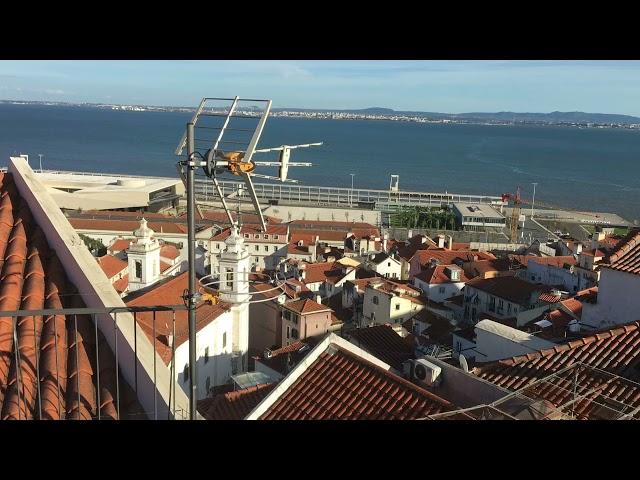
(1, 104, 639, 221)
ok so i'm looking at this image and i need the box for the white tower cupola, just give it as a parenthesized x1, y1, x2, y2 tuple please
(127, 218, 162, 291)
(218, 227, 250, 373)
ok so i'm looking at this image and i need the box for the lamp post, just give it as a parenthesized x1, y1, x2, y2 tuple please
(531, 182, 538, 219)
(349, 173, 355, 207)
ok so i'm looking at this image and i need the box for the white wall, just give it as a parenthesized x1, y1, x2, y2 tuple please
(413, 277, 465, 303)
(362, 287, 424, 326)
(371, 257, 401, 279)
(174, 311, 234, 399)
(582, 268, 640, 329)
(526, 261, 579, 293)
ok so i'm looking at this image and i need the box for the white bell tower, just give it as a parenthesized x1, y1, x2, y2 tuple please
(127, 218, 161, 291)
(218, 227, 250, 373)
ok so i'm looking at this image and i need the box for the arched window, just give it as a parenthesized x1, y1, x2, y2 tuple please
(372, 296, 379, 305)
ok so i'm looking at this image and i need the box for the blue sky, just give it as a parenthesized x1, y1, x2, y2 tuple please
(1, 60, 640, 115)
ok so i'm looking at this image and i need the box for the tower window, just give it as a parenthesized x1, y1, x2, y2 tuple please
(135, 260, 142, 279)
(226, 268, 234, 289)
(204, 347, 209, 363)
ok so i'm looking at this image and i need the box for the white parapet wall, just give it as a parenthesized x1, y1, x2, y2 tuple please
(9, 157, 193, 419)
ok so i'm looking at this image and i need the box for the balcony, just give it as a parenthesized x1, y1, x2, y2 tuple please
(0, 304, 191, 420)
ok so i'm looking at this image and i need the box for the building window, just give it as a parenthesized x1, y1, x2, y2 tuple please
(226, 268, 234, 289)
(273, 246, 278, 252)
(274, 235, 279, 240)
(373, 296, 379, 305)
(388, 262, 391, 267)
(255, 245, 259, 252)
(254, 234, 260, 239)
(264, 234, 269, 239)
(292, 328, 299, 339)
(204, 347, 209, 363)
(395, 304, 400, 311)
(183, 364, 189, 383)
(264, 245, 269, 252)
(244, 234, 249, 238)
(439, 286, 445, 294)
(135, 260, 142, 279)
(283, 310, 291, 321)
(287, 326, 290, 338)
(222, 332, 227, 349)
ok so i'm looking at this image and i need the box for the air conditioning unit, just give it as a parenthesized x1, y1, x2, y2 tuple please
(409, 358, 442, 387)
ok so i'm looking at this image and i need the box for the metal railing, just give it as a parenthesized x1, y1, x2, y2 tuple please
(0, 304, 188, 420)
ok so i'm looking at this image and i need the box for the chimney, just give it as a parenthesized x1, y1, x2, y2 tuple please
(448, 235, 453, 250)
(408, 229, 413, 239)
(437, 234, 445, 249)
(383, 233, 388, 252)
(576, 243, 583, 255)
(316, 294, 322, 304)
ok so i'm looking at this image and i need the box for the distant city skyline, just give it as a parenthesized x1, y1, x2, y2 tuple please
(2, 60, 640, 116)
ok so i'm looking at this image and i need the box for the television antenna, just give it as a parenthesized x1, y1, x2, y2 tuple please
(175, 96, 322, 418)
(175, 96, 322, 232)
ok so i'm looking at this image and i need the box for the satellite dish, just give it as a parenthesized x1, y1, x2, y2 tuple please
(458, 354, 469, 373)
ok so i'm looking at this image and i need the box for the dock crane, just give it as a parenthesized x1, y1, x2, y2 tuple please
(502, 187, 521, 243)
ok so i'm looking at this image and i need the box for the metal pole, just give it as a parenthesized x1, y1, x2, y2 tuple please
(38, 154, 43, 173)
(531, 182, 537, 219)
(350, 173, 355, 207)
(186, 122, 198, 420)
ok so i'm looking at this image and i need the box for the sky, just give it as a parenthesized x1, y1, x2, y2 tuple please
(1, 60, 640, 116)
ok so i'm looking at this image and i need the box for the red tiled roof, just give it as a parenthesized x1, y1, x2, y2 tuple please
(604, 228, 640, 276)
(466, 258, 522, 278)
(0, 172, 139, 420)
(113, 274, 129, 294)
(465, 276, 552, 306)
(289, 232, 319, 245)
(69, 218, 189, 235)
(473, 321, 640, 419)
(126, 272, 231, 365)
(283, 298, 331, 315)
(300, 261, 343, 284)
(160, 260, 173, 273)
(291, 229, 347, 242)
(348, 325, 415, 371)
(414, 264, 469, 285)
(211, 225, 289, 242)
(538, 292, 562, 303)
(260, 344, 453, 419)
(412, 249, 495, 268)
(186, 210, 282, 225)
(198, 383, 276, 420)
(96, 254, 128, 279)
(160, 244, 180, 260)
(287, 243, 312, 255)
(581, 249, 607, 258)
(108, 238, 132, 253)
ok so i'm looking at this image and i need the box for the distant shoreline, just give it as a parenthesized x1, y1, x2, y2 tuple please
(2, 100, 639, 131)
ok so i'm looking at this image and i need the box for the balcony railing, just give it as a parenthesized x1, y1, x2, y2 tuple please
(0, 304, 189, 420)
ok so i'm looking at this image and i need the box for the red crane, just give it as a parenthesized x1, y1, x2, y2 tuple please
(502, 187, 521, 243)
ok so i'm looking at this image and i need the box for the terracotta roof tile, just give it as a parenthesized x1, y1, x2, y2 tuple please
(414, 264, 469, 285)
(198, 383, 276, 420)
(260, 344, 453, 419)
(0, 172, 139, 420)
(413, 249, 496, 268)
(69, 218, 189, 235)
(108, 238, 132, 253)
(96, 254, 128, 279)
(348, 325, 415, 370)
(473, 321, 640, 419)
(604, 228, 640, 276)
(283, 298, 332, 315)
(160, 244, 180, 260)
(465, 276, 554, 306)
(126, 272, 230, 365)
